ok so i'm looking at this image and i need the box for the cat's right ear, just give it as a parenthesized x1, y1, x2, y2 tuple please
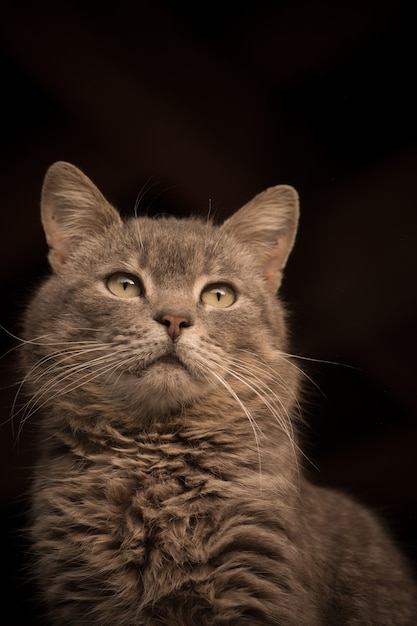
(221, 185, 299, 292)
(41, 161, 122, 272)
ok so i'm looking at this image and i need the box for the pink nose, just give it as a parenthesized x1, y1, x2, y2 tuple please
(157, 314, 192, 341)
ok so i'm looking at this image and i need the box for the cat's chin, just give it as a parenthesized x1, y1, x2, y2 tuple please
(114, 359, 211, 418)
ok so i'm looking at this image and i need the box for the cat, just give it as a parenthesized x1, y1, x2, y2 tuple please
(20, 161, 416, 625)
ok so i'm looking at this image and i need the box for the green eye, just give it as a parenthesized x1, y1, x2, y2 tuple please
(106, 273, 143, 298)
(201, 283, 236, 308)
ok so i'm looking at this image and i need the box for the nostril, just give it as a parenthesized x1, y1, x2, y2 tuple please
(155, 313, 193, 341)
(161, 314, 191, 328)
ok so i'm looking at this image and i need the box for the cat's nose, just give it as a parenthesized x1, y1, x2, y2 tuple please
(155, 313, 193, 341)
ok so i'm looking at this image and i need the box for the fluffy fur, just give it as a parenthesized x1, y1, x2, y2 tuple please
(21, 162, 416, 624)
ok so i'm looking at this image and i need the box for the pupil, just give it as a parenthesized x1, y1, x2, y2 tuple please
(216, 291, 221, 301)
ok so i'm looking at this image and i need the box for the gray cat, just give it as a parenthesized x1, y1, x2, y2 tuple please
(21, 162, 416, 624)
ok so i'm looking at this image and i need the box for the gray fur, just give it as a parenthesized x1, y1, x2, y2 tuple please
(21, 162, 416, 624)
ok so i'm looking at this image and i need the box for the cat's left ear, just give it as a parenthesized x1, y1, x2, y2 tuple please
(221, 185, 299, 292)
(41, 161, 122, 272)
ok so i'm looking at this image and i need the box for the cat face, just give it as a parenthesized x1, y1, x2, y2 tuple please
(22, 162, 299, 430)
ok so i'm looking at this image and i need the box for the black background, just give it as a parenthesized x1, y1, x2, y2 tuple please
(0, 1, 416, 623)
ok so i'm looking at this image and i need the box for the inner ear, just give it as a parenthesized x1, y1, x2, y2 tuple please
(41, 161, 122, 272)
(221, 185, 299, 292)
(262, 239, 291, 291)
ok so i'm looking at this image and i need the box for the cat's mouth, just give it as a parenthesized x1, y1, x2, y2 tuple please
(153, 353, 183, 367)
(126, 349, 191, 378)
(147, 349, 190, 372)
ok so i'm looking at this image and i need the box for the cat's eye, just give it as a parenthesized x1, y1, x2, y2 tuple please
(106, 273, 143, 298)
(201, 283, 236, 308)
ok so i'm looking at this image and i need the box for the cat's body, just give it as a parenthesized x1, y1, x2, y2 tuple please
(21, 162, 416, 624)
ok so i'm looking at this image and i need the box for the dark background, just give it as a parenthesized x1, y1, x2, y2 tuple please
(0, 1, 416, 623)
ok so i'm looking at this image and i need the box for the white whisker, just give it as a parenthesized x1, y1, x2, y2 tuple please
(216, 359, 302, 483)
(202, 366, 264, 483)
(19, 348, 130, 432)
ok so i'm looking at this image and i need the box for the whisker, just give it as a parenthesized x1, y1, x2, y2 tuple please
(237, 347, 323, 402)
(284, 351, 358, 370)
(11, 343, 111, 419)
(1, 324, 102, 348)
(230, 351, 319, 473)
(203, 366, 264, 483)
(14, 347, 136, 437)
(233, 350, 304, 418)
(133, 177, 157, 216)
(216, 359, 302, 483)
(146, 183, 182, 216)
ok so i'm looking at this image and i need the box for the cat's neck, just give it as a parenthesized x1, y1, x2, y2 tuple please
(43, 398, 300, 494)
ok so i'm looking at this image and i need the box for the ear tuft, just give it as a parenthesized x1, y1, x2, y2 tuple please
(41, 161, 122, 272)
(222, 185, 299, 292)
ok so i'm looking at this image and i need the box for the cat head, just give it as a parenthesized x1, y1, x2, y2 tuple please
(23, 162, 299, 429)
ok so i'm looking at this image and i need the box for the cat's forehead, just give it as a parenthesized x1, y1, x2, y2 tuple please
(117, 215, 238, 284)
(135, 214, 212, 250)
